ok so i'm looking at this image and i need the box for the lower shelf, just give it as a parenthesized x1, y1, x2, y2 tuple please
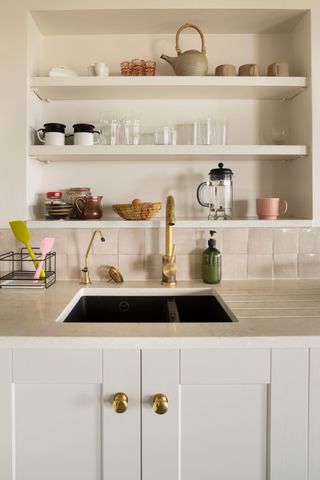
(27, 217, 313, 229)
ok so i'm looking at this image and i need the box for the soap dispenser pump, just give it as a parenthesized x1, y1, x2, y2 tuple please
(202, 230, 221, 284)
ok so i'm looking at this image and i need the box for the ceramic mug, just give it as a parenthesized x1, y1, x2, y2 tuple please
(256, 198, 288, 220)
(239, 64, 260, 76)
(37, 123, 66, 145)
(215, 64, 236, 76)
(73, 132, 101, 145)
(94, 62, 109, 76)
(267, 62, 289, 77)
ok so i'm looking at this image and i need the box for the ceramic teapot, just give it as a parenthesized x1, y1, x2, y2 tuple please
(161, 23, 208, 76)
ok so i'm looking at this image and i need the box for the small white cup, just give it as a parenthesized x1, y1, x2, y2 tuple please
(87, 65, 96, 76)
(73, 132, 101, 146)
(37, 131, 65, 146)
(94, 62, 109, 77)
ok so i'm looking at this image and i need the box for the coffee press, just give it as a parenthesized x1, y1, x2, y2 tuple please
(196, 162, 233, 220)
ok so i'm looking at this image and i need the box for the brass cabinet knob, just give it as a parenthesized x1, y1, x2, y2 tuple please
(152, 394, 169, 415)
(112, 392, 128, 413)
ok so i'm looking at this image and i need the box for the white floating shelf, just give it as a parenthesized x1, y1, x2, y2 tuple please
(30, 76, 308, 101)
(27, 218, 313, 229)
(29, 145, 308, 162)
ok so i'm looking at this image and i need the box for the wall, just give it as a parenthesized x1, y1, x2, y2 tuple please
(1, 227, 320, 281)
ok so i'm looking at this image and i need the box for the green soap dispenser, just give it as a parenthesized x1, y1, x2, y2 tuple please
(202, 230, 221, 284)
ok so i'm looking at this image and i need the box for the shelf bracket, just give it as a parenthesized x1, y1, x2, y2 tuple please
(30, 88, 50, 103)
(283, 88, 305, 102)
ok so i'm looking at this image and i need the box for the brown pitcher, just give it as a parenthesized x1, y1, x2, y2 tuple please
(75, 195, 103, 220)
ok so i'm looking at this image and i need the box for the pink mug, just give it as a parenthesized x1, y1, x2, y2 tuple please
(256, 198, 288, 220)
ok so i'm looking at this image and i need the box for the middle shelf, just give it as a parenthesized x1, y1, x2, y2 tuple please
(29, 145, 308, 162)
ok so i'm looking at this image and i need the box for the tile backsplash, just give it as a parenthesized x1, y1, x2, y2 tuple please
(1, 227, 320, 281)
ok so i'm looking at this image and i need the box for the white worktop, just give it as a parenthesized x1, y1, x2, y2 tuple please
(1, 279, 320, 347)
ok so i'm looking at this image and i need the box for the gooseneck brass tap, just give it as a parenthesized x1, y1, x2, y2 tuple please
(162, 195, 177, 286)
(80, 229, 106, 285)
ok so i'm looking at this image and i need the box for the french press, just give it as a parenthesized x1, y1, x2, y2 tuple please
(196, 162, 233, 220)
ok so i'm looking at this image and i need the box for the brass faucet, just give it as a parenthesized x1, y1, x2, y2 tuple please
(161, 195, 177, 286)
(80, 229, 106, 285)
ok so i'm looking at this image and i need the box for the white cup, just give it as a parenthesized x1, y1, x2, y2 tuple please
(87, 65, 96, 76)
(94, 62, 109, 77)
(73, 132, 101, 145)
(37, 130, 65, 146)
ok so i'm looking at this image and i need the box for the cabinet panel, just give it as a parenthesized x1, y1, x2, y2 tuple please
(269, 348, 308, 480)
(308, 348, 320, 480)
(181, 384, 267, 480)
(181, 348, 270, 384)
(103, 350, 140, 480)
(13, 349, 102, 383)
(15, 384, 101, 480)
(0, 349, 12, 480)
(142, 349, 179, 480)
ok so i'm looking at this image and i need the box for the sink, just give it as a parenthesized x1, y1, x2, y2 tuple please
(57, 288, 236, 323)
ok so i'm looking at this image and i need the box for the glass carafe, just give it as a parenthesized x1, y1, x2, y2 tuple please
(196, 163, 233, 220)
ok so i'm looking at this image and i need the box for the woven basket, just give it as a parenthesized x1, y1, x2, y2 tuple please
(112, 199, 162, 221)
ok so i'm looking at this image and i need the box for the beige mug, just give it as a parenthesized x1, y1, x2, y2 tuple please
(267, 62, 289, 77)
(239, 64, 260, 76)
(256, 198, 288, 220)
(215, 64, 236, 76)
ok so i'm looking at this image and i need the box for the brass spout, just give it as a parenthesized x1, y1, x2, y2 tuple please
(80, 229, 106, 285)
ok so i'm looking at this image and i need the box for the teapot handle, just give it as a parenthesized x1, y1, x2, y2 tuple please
(176, 23, 207, 55)
(196, 181, 210, 207)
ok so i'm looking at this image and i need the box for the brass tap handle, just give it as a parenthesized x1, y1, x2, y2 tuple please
(152, 394, 169, 415)
(112, 392, 128, 414)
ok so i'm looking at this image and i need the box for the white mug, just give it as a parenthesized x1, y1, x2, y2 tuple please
(94, 62, 109, 77)
(73, 131, 101, 145)
(37, 130, 65, 145)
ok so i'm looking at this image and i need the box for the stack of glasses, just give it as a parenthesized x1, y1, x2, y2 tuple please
(120, 59, 156, 76)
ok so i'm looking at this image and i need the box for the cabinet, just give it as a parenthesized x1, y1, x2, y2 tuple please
(24, 7, 318, 227)
(0, 347, 310, 480)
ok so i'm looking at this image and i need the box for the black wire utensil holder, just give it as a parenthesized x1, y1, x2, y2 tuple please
(0, 248, 56, 289)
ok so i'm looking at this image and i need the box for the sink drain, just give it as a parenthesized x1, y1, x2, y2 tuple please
(118, 301, 130, 313)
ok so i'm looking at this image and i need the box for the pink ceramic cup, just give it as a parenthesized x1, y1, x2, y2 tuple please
(256, 198, 288, 220)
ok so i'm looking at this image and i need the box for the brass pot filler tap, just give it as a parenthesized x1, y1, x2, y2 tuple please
(161, 195, 177, 287)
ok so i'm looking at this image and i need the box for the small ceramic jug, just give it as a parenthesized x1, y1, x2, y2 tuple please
(75, 195, 103, 220)
(160, 23, 208, 76)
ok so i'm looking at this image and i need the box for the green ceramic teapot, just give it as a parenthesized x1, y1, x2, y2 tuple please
(161, 23, 208, 76)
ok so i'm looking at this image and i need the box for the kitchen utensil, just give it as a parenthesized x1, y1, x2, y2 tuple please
(33, 237, 55, 280)
(75, 195, 103, 220)
(37, 123, 66, 145)
(239, 64, 260, 76)
(112, 199, 162, 220)
(267, 62, 289, 76)
(215, 64, 236, 76)
(160, 23, 208, 76)
(197, 163, 234, 220)
(9, 221, 45, 277)
(256, 198, 288, 220)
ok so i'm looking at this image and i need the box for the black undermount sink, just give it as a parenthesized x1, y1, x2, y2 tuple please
(62, 295, 235, 323)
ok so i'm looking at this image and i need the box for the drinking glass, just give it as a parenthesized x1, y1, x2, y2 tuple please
(193, 118, 214, 145)
(154, 126, 177, 145)
(214, 119, 228, 145)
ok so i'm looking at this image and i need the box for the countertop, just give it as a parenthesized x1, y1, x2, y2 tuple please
(1, 279, 320, 347)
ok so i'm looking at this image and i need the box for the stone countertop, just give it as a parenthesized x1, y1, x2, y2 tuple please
(1, 279, 320, 347)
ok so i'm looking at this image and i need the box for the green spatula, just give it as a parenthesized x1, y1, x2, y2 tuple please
(9, 221, 45, 278)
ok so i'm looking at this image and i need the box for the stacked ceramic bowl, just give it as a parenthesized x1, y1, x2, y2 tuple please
(45, 192, 73, 220)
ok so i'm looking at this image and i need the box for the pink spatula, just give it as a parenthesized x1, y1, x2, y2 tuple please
(33, 237, 55, 280)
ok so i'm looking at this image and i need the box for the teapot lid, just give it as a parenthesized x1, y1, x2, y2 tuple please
(209, 162, 233, 177)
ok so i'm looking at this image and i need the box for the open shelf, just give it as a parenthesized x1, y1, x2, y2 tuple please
(27, 218, 313, 229)
(30, 76, 308, 101)
(29, 145, 308, 163)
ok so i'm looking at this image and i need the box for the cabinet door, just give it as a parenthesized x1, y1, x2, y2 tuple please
(309, 348, 320, 479)
(142, 348, 309, 480)
(0, 349, 12, 480)
(12, 349, 102, 480)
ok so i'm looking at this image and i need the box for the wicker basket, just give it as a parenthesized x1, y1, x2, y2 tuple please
(112, 199, 162, 221)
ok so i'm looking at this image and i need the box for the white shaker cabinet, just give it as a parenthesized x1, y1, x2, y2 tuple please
(142, 348, 309, 480)
(0, 347, 309, 480)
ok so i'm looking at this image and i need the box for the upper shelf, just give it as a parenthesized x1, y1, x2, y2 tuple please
(30, 76, 308, 101)
(30, 8, 306, 35)
(29, 145, 308, 162)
